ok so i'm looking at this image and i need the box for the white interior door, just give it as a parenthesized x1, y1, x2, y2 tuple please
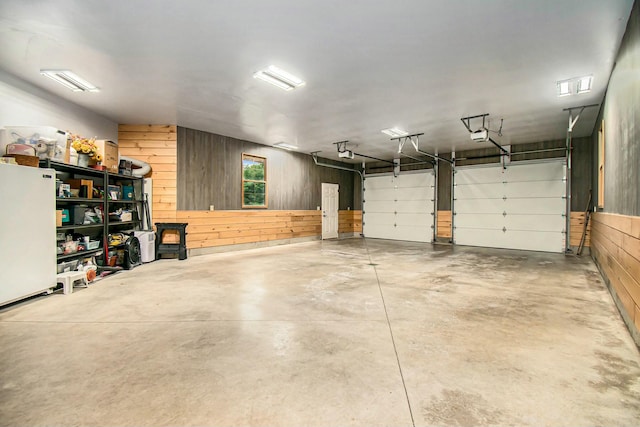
(322, 183, 339, 239)
(454, 160, 566, 253)
(363, 170, 435, 242)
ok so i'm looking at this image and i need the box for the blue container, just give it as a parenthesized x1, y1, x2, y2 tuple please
(122, 185, 134, 200)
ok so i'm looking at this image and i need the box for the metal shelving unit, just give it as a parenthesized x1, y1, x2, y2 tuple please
(41, 159, 143, 266)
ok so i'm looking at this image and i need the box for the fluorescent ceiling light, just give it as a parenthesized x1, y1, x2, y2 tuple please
(273, 142, 298, 151)
(254, 65, 305, 91)
(40, 70, 100, 92)
(381, 128, 409, 138)
(577, 76, 592, 94)
(557, 80, 571, 97)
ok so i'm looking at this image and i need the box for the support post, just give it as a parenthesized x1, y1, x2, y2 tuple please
(433, 159, 438, 243)
(451, 151, 455, 244)
(565, 115, 573, 253)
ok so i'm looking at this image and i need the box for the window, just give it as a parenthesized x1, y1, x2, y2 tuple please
(242, 153, 267, 208)
(597, 120, 605, 208)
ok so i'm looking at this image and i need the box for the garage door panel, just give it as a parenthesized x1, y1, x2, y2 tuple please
(364, 212, 395, 223)
(453, 160, 566, 253)
(454, 228, 508, 248)
(363, 200, 394, 213)
(455, 199, 505, 214)
(504, 198, 565, 214)
(504, 214, 565, 232)
(504, 181, 565, 198)
(364, 176, 396, 190)
(396, 172, 433, 187)
(395, 226, 432, 242)
(455, 214, 504, 229)
(365, 188, 397, 201)
(396, 212, 433, 226)
(501, 230, 565, 252)
(363, 172, 434, 243)
(363, 225, 397, 241)
(506, 162, 565, 182)
(456, 229, 564, 252)
(455, 167, 505, 185)
(395, 200, 433, 214)
(395, 188, 432, 201)
(455, 183, 505, 199)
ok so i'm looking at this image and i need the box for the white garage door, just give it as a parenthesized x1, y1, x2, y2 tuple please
(454, 160, 566, 253)
(363, 171, 435, 242)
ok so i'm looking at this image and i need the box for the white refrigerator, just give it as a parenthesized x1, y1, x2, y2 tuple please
(0, 163, 56, 305)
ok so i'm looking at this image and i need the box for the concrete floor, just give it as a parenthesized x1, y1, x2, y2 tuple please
(1, 238, 639, 426)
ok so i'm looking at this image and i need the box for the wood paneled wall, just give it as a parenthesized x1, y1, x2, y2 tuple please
(339, 210, 362, 234)
(174, 209, 362, 249)
(118, 125, 177, 222)
(436, 210, 452, 239)
(117, 124, 362, 251)
(591, 213, 640, 342)
(569, 212, 591, 247)
(433, 210, 590, 246)
(177, 127, 356, 211)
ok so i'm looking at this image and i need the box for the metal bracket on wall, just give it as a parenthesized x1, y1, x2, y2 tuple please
(562, 103, 599, 253)
(392, 132, 453, 165)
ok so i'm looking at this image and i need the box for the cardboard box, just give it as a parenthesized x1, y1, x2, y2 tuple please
(94, 140, 119, 173)
(66, 179, 94, 199)
(56, 210, 63, 227)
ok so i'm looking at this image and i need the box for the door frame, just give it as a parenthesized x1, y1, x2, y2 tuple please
(321, 183, 339, 240)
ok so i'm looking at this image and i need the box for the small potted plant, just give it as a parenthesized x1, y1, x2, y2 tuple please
(70, 135, 99, 167)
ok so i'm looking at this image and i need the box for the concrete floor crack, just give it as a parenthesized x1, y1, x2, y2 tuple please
(363, 238, 416, 427)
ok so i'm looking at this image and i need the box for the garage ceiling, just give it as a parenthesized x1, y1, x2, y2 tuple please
(0, 0, 633, 162)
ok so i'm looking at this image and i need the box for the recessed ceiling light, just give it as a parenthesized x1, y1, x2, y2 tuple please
(577, 76, 593, 94)
(254, 65, 305, 91)
(40, 70, 100, 92)
(381, 128, 409, 138)
(557, 80, 571, 97)
(273, 142, 298, 151)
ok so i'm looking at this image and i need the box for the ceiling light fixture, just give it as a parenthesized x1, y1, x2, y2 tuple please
(557, 75, 593, 97)
(381, 128, 409, 138)
(254, 65, 305, 91)
(273, 142, 298, 151)
(40, 70, 100, 92)
(577, 76, 593, 94)
(557, 80, 571, 97)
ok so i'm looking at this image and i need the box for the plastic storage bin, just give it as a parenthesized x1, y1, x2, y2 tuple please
(133, 230, 155, 263)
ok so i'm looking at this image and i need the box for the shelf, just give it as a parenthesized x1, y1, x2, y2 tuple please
(40, 160, 105, 178)
(108, 220, 140, 227)
(108, 173, 142, 181)
(57, 197, 104, 204)
(57, 223, 104, 231)
(107, 199, 141, 204)
(57, 248, 103, 261)
(45, 161, 144, 267)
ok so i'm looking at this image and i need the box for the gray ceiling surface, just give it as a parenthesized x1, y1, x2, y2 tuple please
(0, 0, 633, 162)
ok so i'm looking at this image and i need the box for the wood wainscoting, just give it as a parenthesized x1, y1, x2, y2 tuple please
(339, 210, 362, 235)
(177, 209, 361, 250)
(591, 212, 640, 343)
(436, 210, 452, 239)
